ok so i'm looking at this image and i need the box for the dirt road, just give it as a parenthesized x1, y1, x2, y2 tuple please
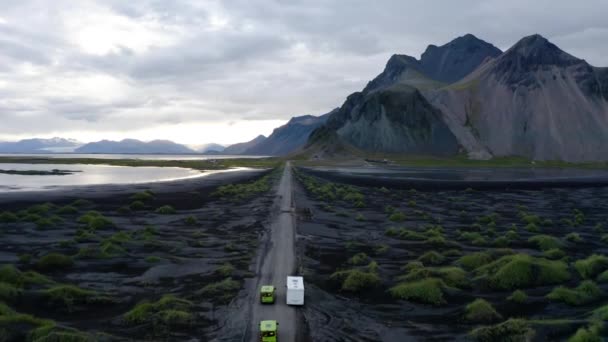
(246, 162, 299, 341)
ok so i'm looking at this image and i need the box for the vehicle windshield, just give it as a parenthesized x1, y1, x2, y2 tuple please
(262, 331, 276, 337)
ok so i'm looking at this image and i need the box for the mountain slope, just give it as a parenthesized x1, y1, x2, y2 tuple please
(223, 135, 267, 155)
(324, 84, 459, 155)
(75, 139, 196, 154)
(305, 35, 500, 158)
(429, 34, 608, 162)
(243, 113, 333, 156)
(0, 138, 81, 153)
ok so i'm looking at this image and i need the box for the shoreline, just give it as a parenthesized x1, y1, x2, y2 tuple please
(0, 168, 268, 204)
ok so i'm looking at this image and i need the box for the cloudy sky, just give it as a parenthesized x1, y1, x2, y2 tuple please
(1, 0, 607, 146)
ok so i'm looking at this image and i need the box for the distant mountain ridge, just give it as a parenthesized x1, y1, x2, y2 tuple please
(75, 139, 196, 154)
(223, 135, 266, 155)
(0, 137, 81, 153)
(237, 112, 335, 156)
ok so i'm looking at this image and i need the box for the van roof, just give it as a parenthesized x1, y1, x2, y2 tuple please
(260, 320, 277, 331)
(287, 276, 304, 289)
(260, 285, 275, 292)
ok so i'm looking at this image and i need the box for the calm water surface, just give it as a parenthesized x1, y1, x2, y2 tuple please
(0, 163, 241, 192)
(0, 153, 267, 160)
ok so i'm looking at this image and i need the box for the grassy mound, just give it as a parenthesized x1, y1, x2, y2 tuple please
(0, 265, 52, 287)
(35, 253, 74, 271)
(546, 280, 602, 306)
(418, 251, 445, 265)
(347, 253, 370, 266)
(0, 211, 18, 223)
(475, 254, 570, 290)
(330, 269, 380, 292)
(507, 290, 528, 303)
(56, 205, 78, 215)
(196, 278, 240, 303)
(41, 285, 113, 312)
(594, 304, 608, 320)
(458, 252, 493, 271)
(400, 266, 469, 288)
(574, 254, 608, 279)
(0, 282, 21, 301)
(124, 294, 193, 327)
(469, 319, 533, 342)
(567, 322, 603, 342)
(464, 298, 502, 323)
(389, 278, 451, 305)
(528, 235, 562, 251)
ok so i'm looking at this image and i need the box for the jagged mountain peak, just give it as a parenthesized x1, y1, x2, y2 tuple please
(497, 34, 581, 70)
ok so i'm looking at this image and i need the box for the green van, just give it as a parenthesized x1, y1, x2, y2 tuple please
(260, 285, 275, 304)
(260, 320, 278, 342)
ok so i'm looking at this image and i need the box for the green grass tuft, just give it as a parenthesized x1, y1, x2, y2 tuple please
(458, 252, 493, 271)
(196, 278, 240, 303)
(418, 251, 445, 265)
(36, 253, 74, 271)
(546, 280, 602, 306)
(528, 235, 562, 251)
(475, 254, 570, 290)
(464, 298, 502, 323)
(574, 254, 608, 279)
(389, 278, 450, 305)
(124, 294, 193, 327)
(469, 318, 533, 342)
(507, 290, 528, 303)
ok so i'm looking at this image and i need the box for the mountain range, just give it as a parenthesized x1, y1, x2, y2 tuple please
(75, 139, 196, 154)
(0, 138, 81, 153)
(294, 33, 608, 162)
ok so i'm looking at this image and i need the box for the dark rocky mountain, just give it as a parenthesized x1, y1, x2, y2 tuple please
(306, 35, 500, 157)
(0, 138, 81, 153)
(223, 135, 267, 155)
(305, 33, 608, 162)
(429, 34, 608, 161)
(75, 139, 196, 154)
(364, 34, 501, 93)
(243, 112, 334, 156)
(324, 84, 459, 155)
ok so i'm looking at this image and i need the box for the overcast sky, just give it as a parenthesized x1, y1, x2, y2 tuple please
(1, 0, 607, 146)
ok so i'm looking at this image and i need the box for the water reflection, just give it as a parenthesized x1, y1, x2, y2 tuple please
(0, 163, 213, 192)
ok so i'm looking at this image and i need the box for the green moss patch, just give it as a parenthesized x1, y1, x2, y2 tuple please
(458, 252, 493, 271)
(41, 284, 113, 312)
(574, 254, 608, 279)
(546, 280, 602, 306)
(389, 278, 451, 305)
(124, 294, 193, 327)
(464, 298, 502, 323)
(528, 235, 562, 251)
(507, 290, 528, 303)
(330, 269, 381, 293)
(35, 253, 74, 271)
(475, 254, 570, 290)
(196, 278, 240, 303)
(418, 251, 445, 265)
(469, 318, 533, 342)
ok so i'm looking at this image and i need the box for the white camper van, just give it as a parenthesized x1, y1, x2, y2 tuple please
(286, 276, 304, 306)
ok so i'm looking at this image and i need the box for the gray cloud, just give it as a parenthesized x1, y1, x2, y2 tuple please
(0, 0, 607, 144)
